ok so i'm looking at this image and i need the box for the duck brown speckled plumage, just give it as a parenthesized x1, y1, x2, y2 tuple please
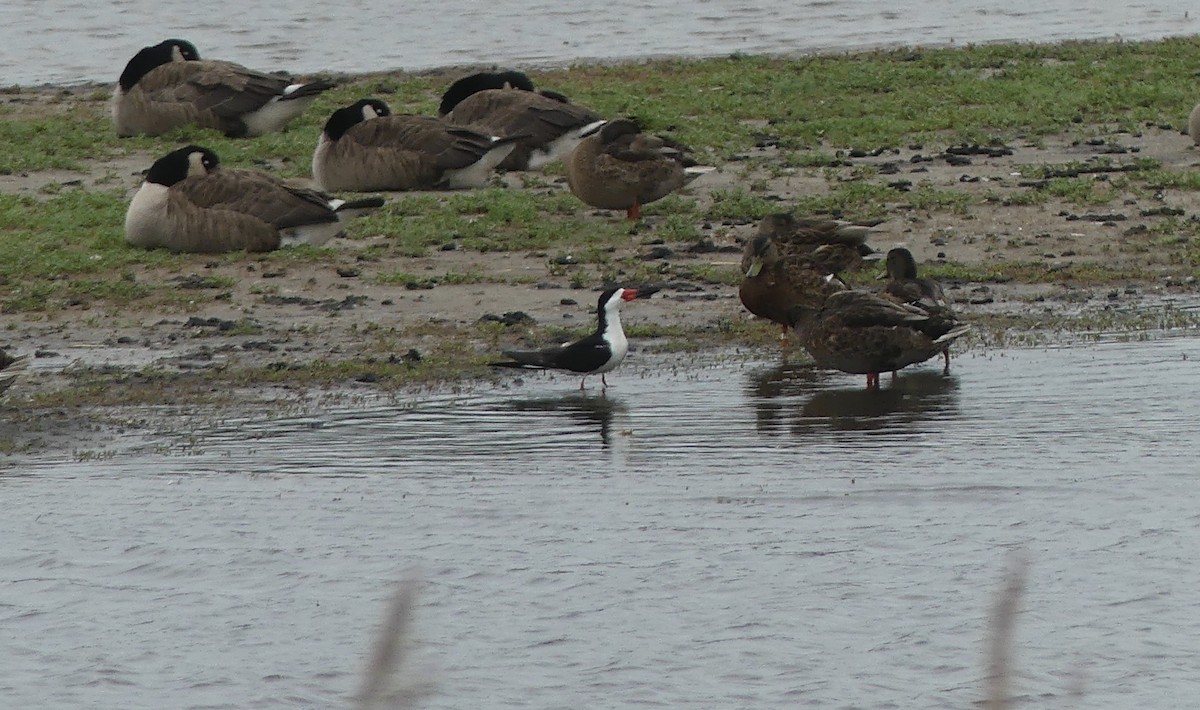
(789, 289, 971, 390)
(881, 247, 962, 372)
(565, 118, 706, 220)
(739, 214, 879, 340)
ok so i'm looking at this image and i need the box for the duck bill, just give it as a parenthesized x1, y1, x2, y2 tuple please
(745, 258, 764, 278)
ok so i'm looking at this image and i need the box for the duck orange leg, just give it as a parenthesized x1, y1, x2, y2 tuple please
(626, 200, 642, 221)
(866, 372, 880, 390)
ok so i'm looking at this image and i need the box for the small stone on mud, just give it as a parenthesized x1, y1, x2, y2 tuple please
(336, 267, 360, 278)
(479, 311, 535, 326)
(642, 246, 673, 260)
(560, 298, 577, 306)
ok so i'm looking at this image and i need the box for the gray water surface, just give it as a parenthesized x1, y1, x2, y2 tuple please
(2, 0, 1195, 86)
(4, 336, 1200, 708)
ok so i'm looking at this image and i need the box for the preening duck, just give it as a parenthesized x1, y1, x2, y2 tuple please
(112, 38, 334, 137)
(125, 145, 383, 253)
(739, 214, 878, 339)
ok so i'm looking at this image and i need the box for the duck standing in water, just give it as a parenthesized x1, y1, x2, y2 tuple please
(881, 247, 960, 373)
(789, 290, 971, 390)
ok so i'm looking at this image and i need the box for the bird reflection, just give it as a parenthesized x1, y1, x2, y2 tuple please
(745, 360, 832, 435)
(508, 393, 626, 447)
(747, 363, 960, 434)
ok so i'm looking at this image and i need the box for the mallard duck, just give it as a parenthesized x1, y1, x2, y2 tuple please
(789, 290, 971, 390)
(565, 119, 708, 220)
(312, 98, 524, 192)
(739, 233, 848, 340)
(112, 38, 334, 137)
(755, 213, 878, 277)
(125, 145, 383, 253)
(739, 214, 878, 339)
(881, 247, 960, 371)
(440, 72, 604, 171)
(0, 349, 29, 395)
(490, 287, 656, 391)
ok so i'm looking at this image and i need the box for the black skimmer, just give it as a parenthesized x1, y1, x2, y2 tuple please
(490, 287, 653, 390)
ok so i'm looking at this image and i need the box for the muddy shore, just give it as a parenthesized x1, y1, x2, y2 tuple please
(3, 74, 1200, 457)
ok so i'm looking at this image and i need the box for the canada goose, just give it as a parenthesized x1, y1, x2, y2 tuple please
(125, 145, 383, 253)
(565, 119, 709, 220)
(112, 38, 335, 137)
(0, 349, 29, 395)
(439, 71, 603, 170)
(490, 287, 656, 391)
(312, 98, 525, 192)
(789, 290, 971, 390)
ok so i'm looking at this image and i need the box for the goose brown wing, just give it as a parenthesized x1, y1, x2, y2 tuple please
(447, 90, 600, 143)
(174, 169, 337, 228)
(346, 116, 500, 171)
(182, 62, 291, 118)
(138, 61, 290, 118)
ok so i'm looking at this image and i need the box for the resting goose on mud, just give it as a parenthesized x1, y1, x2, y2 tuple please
(125, 145, 383, 253)
(112, 38, 334, 137)
(439, 70, 604, 171)
(565, 118, 711, 220)
(312, 98, 525, 192)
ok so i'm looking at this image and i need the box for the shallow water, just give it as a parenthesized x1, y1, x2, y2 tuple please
(4, 335, 1200, 708)
(2, 0, 1195, 86)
